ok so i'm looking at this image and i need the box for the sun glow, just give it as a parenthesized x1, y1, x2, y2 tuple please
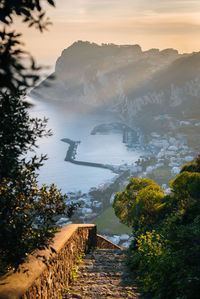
(12, 0, 200, 66)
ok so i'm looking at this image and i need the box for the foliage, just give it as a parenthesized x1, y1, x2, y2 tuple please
(113, 157, 200, 298)
(0, 0, 77, 274)
(0, 92, 51, 179)
(113, 178, 165, 232)
(180, 154, 200, 173)
(130, 231, 174, 297)
(171, 171, 200, 201)
(0, 0, 55, 30)
(0, 176, 66, 271)
(69, 265, 79, 282)
(0, 28, 40, 94)
(0, 0, 56, 94)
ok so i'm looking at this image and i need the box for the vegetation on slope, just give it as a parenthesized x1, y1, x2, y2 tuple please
(113, 155, 200, 299)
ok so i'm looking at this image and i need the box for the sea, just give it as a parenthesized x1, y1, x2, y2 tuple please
(29, 98, 141, 194)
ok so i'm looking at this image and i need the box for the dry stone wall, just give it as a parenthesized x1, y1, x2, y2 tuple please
(97, 234, 122, 250)
(0, 224, 96, 299)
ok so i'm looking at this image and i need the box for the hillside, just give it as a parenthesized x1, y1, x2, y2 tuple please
(31, 41, 182, 109)
(31, 41, 200, 150)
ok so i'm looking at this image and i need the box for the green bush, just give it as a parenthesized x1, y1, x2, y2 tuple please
(113, 157, 200, 298)
(0, 175, 66, 272)
(0, 93, 77, 273)
(113, 178, 165, 233)
(0, 0, 78, 275)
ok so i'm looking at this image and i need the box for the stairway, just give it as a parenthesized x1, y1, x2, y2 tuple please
(62, 249, 140, 299)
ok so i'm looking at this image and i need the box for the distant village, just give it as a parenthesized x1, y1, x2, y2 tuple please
(57, 119, 199, 247)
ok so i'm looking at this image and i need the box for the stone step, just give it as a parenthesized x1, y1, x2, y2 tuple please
(62, 249, 139, 299)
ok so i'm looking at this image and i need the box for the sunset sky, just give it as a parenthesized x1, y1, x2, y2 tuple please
(15, 0, 200, 67)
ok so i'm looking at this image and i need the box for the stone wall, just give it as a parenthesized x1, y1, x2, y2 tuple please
(0, 224, 96, 299)
(97, 234, 122, 250)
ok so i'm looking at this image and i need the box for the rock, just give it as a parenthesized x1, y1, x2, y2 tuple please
(62, 249, 139, 298)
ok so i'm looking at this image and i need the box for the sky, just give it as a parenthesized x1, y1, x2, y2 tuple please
(15, 0, 200, 68)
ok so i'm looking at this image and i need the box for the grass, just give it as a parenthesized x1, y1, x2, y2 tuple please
(153, 166, 172, 178)
(149, 165, 174, 186)
(93, 206, 131, 235)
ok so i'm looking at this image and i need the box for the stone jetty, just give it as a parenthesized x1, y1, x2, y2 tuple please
(61, 138, 122, 174)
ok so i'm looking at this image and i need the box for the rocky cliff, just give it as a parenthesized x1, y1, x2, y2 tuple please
(31, 41, 200, 133)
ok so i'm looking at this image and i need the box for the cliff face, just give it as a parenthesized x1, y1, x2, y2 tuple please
(32, 41, 200, 128)
(122, 52, 200, 132)
(32, 41, 179, 106)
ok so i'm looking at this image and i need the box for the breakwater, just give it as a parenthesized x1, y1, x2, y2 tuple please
(61, 138, 121, 174)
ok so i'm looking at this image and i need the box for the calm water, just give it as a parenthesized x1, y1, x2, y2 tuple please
(29, 98, 141, 193)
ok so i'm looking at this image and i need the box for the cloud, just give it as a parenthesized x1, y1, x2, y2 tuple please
(141, 0, 200, 13)
(55, 0, 200, 15)
(50, 0, 200, 24)
(18, 0, 200, 64)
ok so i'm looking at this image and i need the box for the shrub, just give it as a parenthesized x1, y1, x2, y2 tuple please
(113, 156, 200, 298)
(0, 1, 78, 275)
(113, 177, 165, 232)
(0, 174, 66, 272)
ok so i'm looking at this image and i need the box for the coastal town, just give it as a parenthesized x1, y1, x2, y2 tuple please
(57, 119, 199, 247)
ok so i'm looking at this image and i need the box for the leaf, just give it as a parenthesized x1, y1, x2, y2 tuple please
(39, 12, 45, 19)
(47, 0, 55, 6)
(28, 21, 34, 27)
(20, 8, 31, 17)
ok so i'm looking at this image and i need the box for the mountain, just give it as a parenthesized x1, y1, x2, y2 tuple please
(31, 41, 200, 135)
(31, 41, 181, 107)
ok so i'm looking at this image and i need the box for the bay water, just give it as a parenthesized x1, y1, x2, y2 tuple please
(29, 98, 141, 194)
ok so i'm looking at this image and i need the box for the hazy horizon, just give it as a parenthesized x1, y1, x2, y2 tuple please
(13, 0, 200, 68)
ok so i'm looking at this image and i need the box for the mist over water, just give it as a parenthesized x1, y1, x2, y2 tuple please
(29, 98, 141, 194)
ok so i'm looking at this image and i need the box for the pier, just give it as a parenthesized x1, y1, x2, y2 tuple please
(61, 138, 121, 174)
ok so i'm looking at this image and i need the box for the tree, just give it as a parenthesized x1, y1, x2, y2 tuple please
(0, 92, 50, 179)
(180, 154, 200, 173)
(113, 157, 200, 298)
(113, 177, 165, 232)
(0, 0, 56, 94)
(0, 0, 77, 273)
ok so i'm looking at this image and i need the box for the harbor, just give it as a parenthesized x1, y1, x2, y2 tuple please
(61, 138, 122, 174)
